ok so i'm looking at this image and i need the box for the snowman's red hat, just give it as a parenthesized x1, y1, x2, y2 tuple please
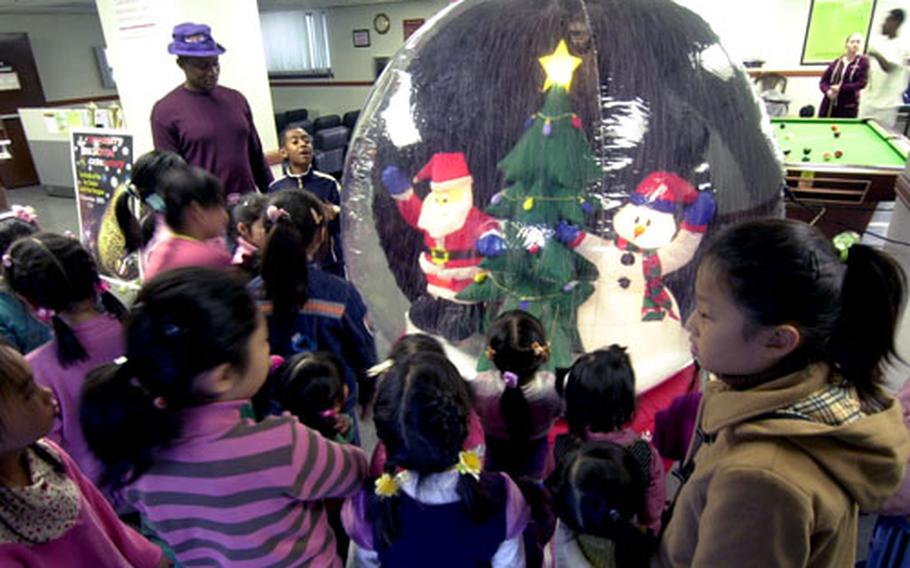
(414, 152, 473, 190)
(630, 171, 697, 213)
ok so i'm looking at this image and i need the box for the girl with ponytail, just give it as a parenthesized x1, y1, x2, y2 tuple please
(556, 345, 666, 535)
(250, 189, 377, 440)
(661, 218, 910, 567)
(4, 232, 126, 484)
(81, 268, 367, 566)
(0, 205, 50, 352)
(141, 165, 231, 279)
(342, 352, 529, 567)
(113, 149, 185, 256)
(547, 440, 654, 567)
(472, 310, 563, 480)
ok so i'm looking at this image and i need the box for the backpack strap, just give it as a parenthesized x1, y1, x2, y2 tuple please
(660, 409, 810, 537)
(626, 438, 652, 489)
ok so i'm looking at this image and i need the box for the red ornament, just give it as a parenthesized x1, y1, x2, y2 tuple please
(528, 244, 541, 254)
(571, 115, 582, 129)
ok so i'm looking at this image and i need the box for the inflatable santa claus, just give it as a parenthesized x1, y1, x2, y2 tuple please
(381, 152, 497, 342)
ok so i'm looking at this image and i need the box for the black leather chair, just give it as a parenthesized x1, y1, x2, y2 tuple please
(285, 108, 309, 124)
(285, 119, 314, 139)
(342, 110, 360, 130)
(313, 114, 341, 131)
(314, 148, 345, 178)
(314, 126, 350, 151)
(274, 112, 288, 135)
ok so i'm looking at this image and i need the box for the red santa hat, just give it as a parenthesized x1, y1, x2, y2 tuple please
(413, 152, 473, 190)
(631, 171, 698, 213)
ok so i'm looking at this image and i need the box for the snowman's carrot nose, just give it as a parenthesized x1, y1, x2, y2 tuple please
(634, 225, 646, 238)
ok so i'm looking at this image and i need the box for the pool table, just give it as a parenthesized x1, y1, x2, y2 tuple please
(770, 117, 910, 204)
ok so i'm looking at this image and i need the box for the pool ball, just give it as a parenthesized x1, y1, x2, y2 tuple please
(783, 149, 792, 156)
(831, 125, 838, 131)
(801, 156, 810, 162)
(823, 152, 832, 161)
(834, 132, 841, 138)
(780, 123, 786, 129)
(785, 134, 792, 140)
(834, 150, 843, 158)
(803, 148, 811, 155)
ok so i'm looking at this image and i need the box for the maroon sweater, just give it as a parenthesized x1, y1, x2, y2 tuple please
(151, 85, 273, 196)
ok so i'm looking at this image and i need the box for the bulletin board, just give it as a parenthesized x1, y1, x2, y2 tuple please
(801, 0, 876, 65)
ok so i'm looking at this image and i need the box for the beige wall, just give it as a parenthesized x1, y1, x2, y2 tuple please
(0, 13, 115, 102)
(268, 0, 448, 118)
(5, 0, 909, 118)
(677, 0, 909, 115)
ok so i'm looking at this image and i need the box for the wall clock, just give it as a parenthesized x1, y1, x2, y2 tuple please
(374, 13, 391, 35)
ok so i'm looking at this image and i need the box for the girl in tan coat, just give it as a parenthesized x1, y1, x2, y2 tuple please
(660, 219, 910, 567)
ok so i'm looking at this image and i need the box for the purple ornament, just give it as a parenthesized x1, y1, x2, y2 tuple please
(581, 202, 593, 214)
(490, 192, 503, 205)
(519, 300, 529, 310)
(524, 117, 534, 129)
(542, 122, 552, 137)
(562, 281, 578, 293)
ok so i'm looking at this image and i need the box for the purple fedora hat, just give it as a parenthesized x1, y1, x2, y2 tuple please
(167, 22, 226, 57)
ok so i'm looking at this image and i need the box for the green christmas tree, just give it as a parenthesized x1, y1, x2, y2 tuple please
(457, 40, 602, 370)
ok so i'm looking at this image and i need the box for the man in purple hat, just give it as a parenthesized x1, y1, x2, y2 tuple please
(151, 22, 272, 200)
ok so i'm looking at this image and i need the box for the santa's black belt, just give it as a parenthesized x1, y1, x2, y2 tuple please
(425, 248, 479, 264)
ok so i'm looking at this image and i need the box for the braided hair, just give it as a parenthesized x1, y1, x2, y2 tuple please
(3, 233, 126, 366)
(371, 352, 497, 547)
(485, 310, 549, 472)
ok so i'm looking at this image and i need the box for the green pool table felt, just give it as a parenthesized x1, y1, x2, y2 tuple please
(771, 118, 907, 169)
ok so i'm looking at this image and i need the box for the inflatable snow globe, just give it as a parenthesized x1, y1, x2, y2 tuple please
(342, 0, 783, 433)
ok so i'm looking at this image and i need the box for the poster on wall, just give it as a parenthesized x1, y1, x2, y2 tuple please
(801, 0, 876, 65)
(70, 129, 140, 283)
(403, 18, 425, 41)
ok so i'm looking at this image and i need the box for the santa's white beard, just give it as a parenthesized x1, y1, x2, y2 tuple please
(418, 193, 472, 239)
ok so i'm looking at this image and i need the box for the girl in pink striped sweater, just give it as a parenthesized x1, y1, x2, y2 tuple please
(82, 267, 368, 567)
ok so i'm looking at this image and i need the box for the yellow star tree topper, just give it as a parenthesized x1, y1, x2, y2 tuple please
(538, 39, 583, 91)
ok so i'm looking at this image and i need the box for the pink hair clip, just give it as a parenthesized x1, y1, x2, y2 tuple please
(269, 355, 285, 374)
(320, 408, 338, 420)
(502, 371, 519, 389)
(266, 205, 290, 223)
(2, 205, 38, 225)
(95, 280, 111, 294)
(35, 307, 56, 324)
(1, 254, 12, 269)
(11, 205, 37, 224)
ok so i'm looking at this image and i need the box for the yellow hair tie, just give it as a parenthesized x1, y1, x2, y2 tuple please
(374, 472, 402, 499)
(531, 341, 551, 360)
(455, 449, 483, 480)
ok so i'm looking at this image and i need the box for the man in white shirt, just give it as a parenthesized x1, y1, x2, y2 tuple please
(860, 9, 910, 129)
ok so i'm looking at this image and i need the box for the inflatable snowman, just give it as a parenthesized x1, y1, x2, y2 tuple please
(557, 171, 716, 392)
